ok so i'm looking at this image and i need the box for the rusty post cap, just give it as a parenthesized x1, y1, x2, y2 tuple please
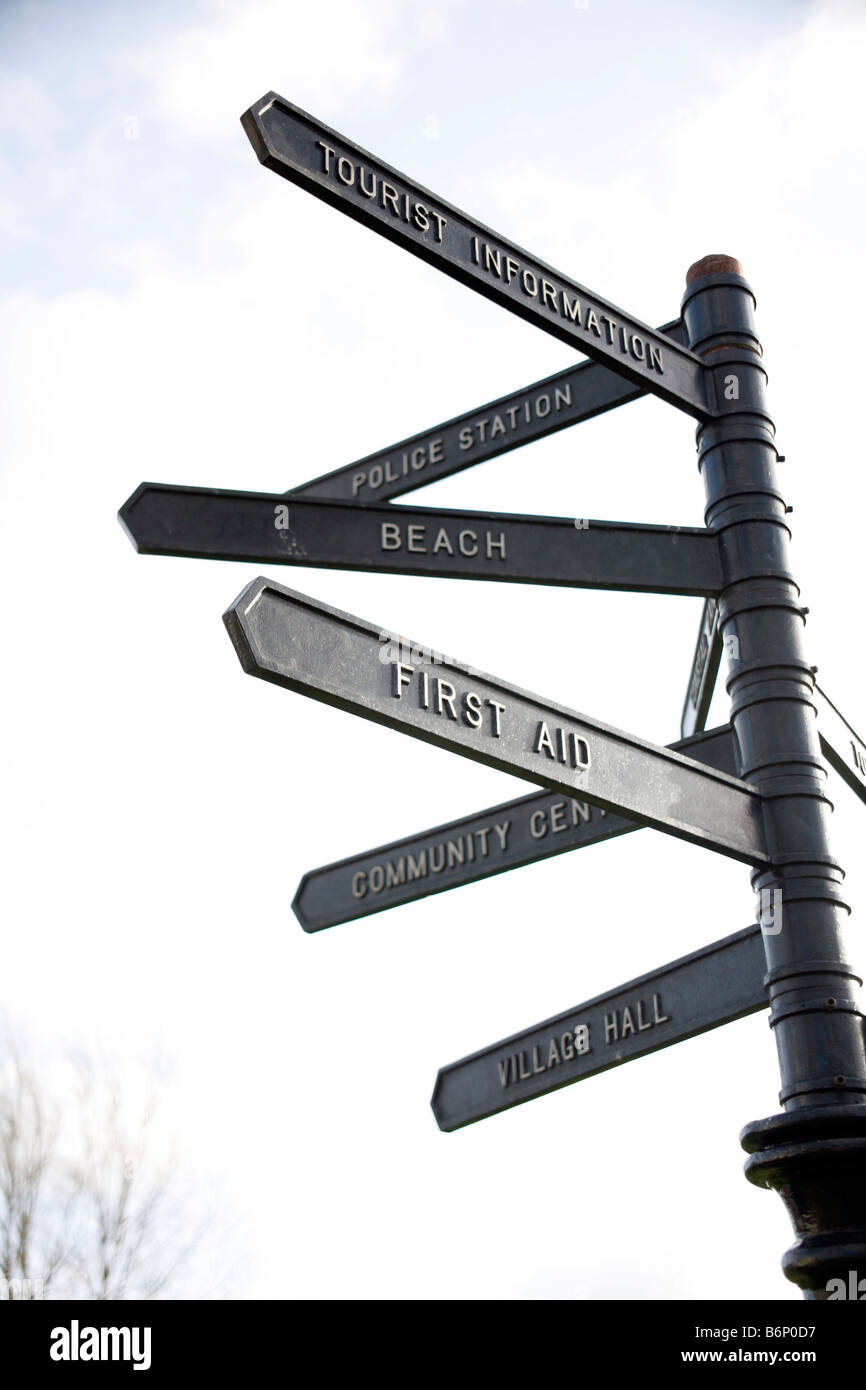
(686, 254, 743, 284)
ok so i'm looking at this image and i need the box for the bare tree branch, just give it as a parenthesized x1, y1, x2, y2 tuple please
(0, 1031, 214, 1300)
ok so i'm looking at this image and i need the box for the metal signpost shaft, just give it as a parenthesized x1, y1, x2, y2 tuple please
(682, 256, 866, 1297)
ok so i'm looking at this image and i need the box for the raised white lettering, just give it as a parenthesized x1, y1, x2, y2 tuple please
(534, 720, 556, 759)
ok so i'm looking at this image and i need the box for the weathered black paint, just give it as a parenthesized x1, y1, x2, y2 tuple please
(432, 926, 768, 1130)
(682, 263, 866, 1297)
(120, 483, 722, 597)
(242, 93, 711, 419)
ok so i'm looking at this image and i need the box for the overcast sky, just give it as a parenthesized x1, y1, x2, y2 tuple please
(2, 0, 865, 1301)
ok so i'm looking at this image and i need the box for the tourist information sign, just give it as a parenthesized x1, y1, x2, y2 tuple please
(121, 484, 722, 597)
(223, 577, 767, 864)
(241, 94, 712, 420)
(815, 684, 866, 807)
(293, 724, 737, 931)
(289, 321, 684, 502)
(681, 598, 722, 739)
(432, 925, 768, 1131)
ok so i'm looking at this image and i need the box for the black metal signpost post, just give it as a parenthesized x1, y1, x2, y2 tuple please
(120, 91, 866, 1300)
(680, 255, 866, 1296)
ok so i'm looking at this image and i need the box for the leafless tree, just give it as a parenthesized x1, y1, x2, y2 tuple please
(0, 1039, 213, 1300)
(0, 1051, 68, 1295)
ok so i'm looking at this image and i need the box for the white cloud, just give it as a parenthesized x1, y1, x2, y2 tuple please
(485, 0, 866, 307)
(133, 0, 443, 140)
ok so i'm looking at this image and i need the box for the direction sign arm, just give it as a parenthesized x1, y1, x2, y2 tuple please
(223, 577, 767, 865)
(293, 724, 739, 932)
(431, 925, 768, 1131)
(681, 598, 723, 739)
(120, 484, 723, 597)
(241, 93, 712, 420)
(814, 684, 866, 806)
(288, 321, 685, 503)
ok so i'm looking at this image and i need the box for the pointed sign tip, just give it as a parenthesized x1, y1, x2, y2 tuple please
(240, 93, 283, 167)
(222, 574, 269, 618)
(240, 91, 279, 122)
(291, 878, 317, 933)
(117, 480, 151, 533)
(430, 1074, 450, 1131)
(117, 488, 146, 551)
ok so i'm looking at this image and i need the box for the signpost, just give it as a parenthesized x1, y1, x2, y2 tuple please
(293, 724, 738, 932)
(121, 483, 722, 597)
(118, 92, 866, 1298)
(679, 258, 866, 1297)
(241, 94, 713, 420)
(223, 576, 766, 865)
(288, 321, 684, 502)
(432, 926, 768, 1131)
